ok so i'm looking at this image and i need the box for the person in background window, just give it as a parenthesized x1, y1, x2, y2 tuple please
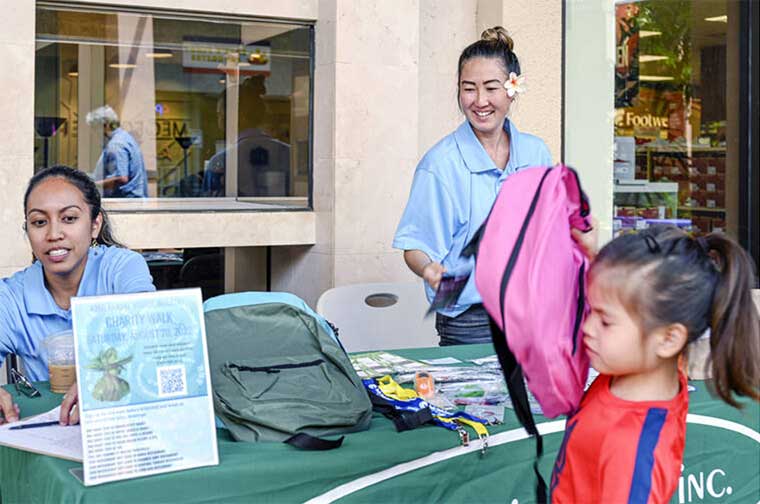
(202, 76, 289, 197)
(394, 27, 552, 346)
(86, 105, 148, 198)
(0, 166, 155, 426)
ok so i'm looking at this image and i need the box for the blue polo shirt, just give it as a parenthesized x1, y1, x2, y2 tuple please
(0, 245, 155, 381)
(393, 119, 552, 317)
(99, 128, 148, 198)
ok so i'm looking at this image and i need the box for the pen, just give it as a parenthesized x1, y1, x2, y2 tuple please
(9, 420, 62, 430)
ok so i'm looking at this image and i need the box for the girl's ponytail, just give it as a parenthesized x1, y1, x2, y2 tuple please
(705, 233, 760, 407)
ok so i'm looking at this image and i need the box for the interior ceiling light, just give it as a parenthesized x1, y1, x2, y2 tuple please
(146, 52, 173, 59)
(639, 30, 662, 38)
(705, 15, 727, 22)
(639, 55, 668, 63)
(639, 75, 674, 82)
(109, 63, 137, 69)
(68, 71, 79, 77)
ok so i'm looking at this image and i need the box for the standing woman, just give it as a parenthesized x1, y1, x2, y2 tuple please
(0, 165, 155, 425)
(394, 27, 552, 345)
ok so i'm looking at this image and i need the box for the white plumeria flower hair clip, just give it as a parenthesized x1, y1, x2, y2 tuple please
(504, 72, 526, 98)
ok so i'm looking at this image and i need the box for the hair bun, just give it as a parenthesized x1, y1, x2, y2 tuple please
(481, 26, 514, 51)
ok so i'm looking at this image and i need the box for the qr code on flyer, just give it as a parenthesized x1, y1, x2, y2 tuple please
(157, 364, 187, 397)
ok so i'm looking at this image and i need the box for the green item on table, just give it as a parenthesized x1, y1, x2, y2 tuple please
(87, 347, 132, 401)
(205, 295, 372, 444)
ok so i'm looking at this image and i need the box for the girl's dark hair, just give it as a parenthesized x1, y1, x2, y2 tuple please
(457, 26, 521, 84)
(23, 165, 124, 247)
(593, 225, 760, 408)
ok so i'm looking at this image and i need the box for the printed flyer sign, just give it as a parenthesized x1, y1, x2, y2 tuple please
(71, 289, 218, 486)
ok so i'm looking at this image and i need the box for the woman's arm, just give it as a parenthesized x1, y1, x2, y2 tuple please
(403, 250, 446, 290)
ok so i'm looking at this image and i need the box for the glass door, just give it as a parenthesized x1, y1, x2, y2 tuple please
(612, 0, 743, 242)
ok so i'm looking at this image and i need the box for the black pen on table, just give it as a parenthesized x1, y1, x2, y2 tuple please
(9, 420, 64, 430)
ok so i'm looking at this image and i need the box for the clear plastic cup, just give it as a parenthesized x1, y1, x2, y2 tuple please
(43, 330, 76, 393)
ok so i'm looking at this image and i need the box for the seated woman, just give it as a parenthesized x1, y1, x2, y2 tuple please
(0, 165, 155, 425)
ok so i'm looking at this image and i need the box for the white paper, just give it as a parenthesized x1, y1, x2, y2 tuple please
(420, 357, 462, 365)
(468, 355, 499, 366)
(0, 406, 83, 462)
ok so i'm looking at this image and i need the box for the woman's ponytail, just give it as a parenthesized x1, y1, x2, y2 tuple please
(705, 233, 760, 407)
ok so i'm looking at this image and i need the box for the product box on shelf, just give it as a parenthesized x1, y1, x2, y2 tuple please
(613, 216, 692, 237)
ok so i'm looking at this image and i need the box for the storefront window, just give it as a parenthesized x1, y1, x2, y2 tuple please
(34, 4, 313, 208)
(613, 0, 740, 238)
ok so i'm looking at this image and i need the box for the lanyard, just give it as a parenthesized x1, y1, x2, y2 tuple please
(364, 376, 489, 452)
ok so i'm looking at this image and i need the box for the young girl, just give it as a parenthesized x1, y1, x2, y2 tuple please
(551, 224, 760, 503)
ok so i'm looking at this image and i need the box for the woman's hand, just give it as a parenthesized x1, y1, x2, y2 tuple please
(59, 382, 79, 425)
(0, 388, 20, 424)
(422, 261, 446, 290)
(572, 217, 599, 262)
(403, 250, 447, 290)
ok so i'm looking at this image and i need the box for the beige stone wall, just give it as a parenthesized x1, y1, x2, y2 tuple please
(0, 1, 35, 275)
(418, 0, 478, 154)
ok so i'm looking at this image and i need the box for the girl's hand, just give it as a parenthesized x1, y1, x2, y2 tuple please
(572, 217, 599, 261)
(422, 261, 446, 290)
(59, 383, 79, 425)
(0, 388, 20, 424)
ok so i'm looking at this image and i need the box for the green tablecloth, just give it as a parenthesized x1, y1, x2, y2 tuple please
(1, 344, 758, 503)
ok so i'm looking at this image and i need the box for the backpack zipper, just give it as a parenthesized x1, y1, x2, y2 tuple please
(229, 359, 324, 374)
(571, 263, 585, 355)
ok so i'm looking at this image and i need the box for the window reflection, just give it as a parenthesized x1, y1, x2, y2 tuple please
(613, 0, 737, 238)
(34, 6, 312, 207)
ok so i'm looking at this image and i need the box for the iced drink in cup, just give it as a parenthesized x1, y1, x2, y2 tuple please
(43, 330, 76, 393)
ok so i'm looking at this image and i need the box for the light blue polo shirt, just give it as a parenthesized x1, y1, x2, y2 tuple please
(393, 119, 552, 317)
(0, 245, 155, 381)
(99, 128, 148, 198)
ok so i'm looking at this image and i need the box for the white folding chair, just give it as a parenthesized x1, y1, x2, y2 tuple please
(316, 281, 439, 352)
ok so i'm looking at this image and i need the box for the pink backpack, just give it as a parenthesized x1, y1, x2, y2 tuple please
(475, 164, 591, 417)
(464, 164, 591, 502)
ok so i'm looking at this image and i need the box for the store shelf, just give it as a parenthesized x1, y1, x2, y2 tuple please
(637, 142, 726, 154)
(614, 181, 679, 193)
(678, 206, 726, 213)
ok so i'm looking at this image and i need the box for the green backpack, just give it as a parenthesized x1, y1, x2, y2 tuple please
(204, 292, 372, 449)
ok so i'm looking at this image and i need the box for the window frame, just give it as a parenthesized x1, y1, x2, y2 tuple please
(35, 1, 316, 212)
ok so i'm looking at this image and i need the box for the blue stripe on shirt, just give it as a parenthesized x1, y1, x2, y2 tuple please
(628, 407, 668, 504)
